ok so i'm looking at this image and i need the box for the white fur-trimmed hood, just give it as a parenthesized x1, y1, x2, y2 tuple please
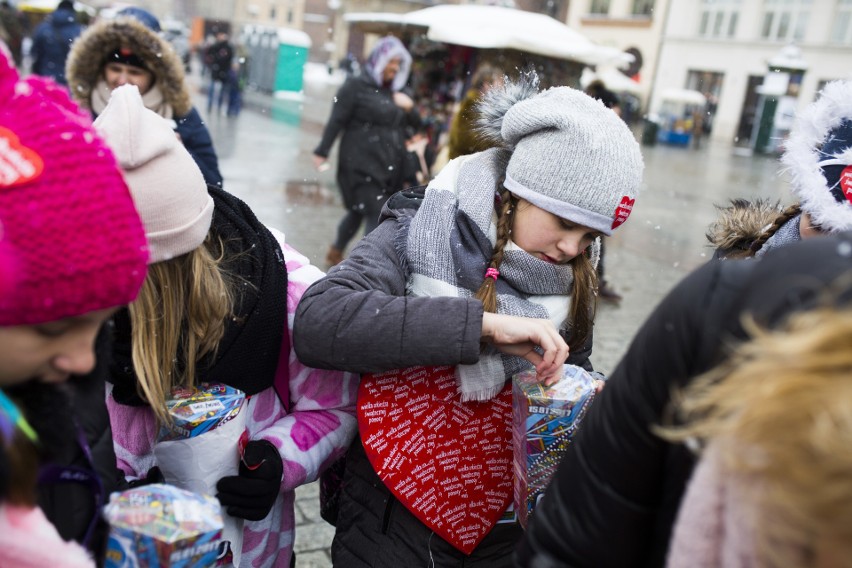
(781, 80, 852, 232)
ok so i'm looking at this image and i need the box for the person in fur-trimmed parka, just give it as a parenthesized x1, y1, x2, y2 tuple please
(65, 9, 222, 187)
(708, 80, 852, 259)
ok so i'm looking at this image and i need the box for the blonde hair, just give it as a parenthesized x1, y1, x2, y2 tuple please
(664, 308, 852, 567)
(128, 232, 234, 424)
(473, 187, 597, 351)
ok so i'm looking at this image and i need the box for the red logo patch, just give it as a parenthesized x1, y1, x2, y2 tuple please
(0, 126, 44, 188)
(358, 366, 513, 554)
(611, 196, 635, 230)
(842, 165, 852, 205)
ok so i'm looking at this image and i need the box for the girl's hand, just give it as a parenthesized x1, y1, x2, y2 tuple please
(481, 313, 569, 384)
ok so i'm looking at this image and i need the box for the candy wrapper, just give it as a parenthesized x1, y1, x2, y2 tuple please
(512, 365, 597, 528)
(104, 484, 223, 567)
(154, 384, 246, 566)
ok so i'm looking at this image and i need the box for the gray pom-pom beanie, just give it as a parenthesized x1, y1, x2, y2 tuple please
(480, 77, 644, 236)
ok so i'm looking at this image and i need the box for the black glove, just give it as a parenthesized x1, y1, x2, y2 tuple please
(128, 466, 164, 488)
(216, 440, 283, 521)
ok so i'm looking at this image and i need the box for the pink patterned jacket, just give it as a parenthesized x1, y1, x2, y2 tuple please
(107, 233, 358, 568)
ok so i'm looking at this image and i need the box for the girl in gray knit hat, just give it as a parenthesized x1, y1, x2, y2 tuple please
(294, 70, 644, 566)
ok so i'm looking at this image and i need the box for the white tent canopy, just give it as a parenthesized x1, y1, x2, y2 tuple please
(345, 5, 632, 68)
(580, 66, 642, 95)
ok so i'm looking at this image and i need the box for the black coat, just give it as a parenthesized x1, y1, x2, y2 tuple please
(515, 234, 852, 568)
(314, 74, 419, 210)
(28, 327, 127, 563)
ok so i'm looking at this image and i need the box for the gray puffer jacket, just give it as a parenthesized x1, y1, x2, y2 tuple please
(293, 188, 592, 567)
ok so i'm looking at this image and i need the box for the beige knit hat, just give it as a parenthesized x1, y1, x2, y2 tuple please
(93, 85, 213, 263)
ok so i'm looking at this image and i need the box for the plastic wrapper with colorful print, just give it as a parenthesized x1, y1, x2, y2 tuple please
(153, 384, 246, 566)
(104, 483, 223, 567)
(512, 364, 597, 528)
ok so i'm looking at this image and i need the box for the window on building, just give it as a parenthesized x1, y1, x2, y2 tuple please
(632, 0, 654, 16)
(590, 0, 611, 15)
(270, 6, 277, 19)
(831, 0, 852, 44)
(761, 0, 813, 41)
(698, 0, 741, 38)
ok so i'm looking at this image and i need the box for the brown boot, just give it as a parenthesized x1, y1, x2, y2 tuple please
(326, 245, 344, 267)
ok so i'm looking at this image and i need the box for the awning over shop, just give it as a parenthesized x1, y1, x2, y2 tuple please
(344, 5, 632, 68)
(17, 0, 95, 16)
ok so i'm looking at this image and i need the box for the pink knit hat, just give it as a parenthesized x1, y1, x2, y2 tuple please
(93, 85, 213, 264)
(0, 49, 149, 326)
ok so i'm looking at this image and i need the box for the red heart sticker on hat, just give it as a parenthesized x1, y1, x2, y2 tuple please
(358, 366, 513, 554)
(841, 165, 852, 204)
(0, 126, 45, 188)
(611, 196, 635, 230)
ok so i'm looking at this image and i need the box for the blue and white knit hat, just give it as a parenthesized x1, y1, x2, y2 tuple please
(476, 71, 644, 236)
(781, 80, 852, 232)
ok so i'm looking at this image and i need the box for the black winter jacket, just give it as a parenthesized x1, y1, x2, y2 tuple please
(515, 233, 852, 568)
(314, 75, 419, 210)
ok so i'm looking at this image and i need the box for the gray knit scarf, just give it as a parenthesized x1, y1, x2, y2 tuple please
(406, 148, 599, 401)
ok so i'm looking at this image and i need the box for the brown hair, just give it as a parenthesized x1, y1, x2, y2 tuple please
(748, 203, 802, 256)
(128, 232, 235, 424)
(473, 187, 597, 351)
(1, 431, 39, 506)
(663, 308, 852, 567)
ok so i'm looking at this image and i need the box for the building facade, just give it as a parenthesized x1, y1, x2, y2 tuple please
(655, 0, 852, 147)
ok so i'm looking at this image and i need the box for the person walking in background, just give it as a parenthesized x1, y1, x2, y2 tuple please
(514, 233, 852, 568)
(0, 50, 149, 566)
(663, 307, 852, 568)
(312, 35, 420, 267)
(446, 64, 503, 160)
(294, 72, 644, 566)
(65, 7, 223, 187)
(584, 79, 624, 303)
(29, 0, 82, 85)
(708, 79, 852, 258)
(206, 31, 233, 116)
(0, 1, 27, 67)
(95, 85, 357, 568)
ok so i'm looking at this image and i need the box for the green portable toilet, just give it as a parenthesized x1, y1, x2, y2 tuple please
(274, 28, 311, 97)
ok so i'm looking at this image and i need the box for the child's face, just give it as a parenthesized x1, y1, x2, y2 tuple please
(104, 62, 154, 94)
(0, 308, 116, 386)
(512, 199, 601, 265)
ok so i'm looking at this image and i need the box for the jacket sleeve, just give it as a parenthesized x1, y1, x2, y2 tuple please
(175, 107, 223, 188)
(249, 233, 359, 490)
(516, 261, 723, 568)
(313, 79, 359, 158)
(293, 215, 484, 373)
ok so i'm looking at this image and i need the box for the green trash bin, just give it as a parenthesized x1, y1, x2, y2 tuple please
(274, 28, 311, 95)
(641, 118, 659, 147)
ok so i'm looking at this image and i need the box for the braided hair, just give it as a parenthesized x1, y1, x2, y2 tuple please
(748, 203, 802, 256)
(473, 185, 597, 351)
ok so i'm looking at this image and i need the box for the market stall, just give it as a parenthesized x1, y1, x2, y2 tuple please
(652, 88, 707, 147)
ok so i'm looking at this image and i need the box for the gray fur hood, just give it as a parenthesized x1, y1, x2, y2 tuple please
(66, 17, 191, 116)
(706, 199, 781, 258)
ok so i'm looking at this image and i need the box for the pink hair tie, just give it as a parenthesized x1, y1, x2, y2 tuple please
(485, 268, 500, 281)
